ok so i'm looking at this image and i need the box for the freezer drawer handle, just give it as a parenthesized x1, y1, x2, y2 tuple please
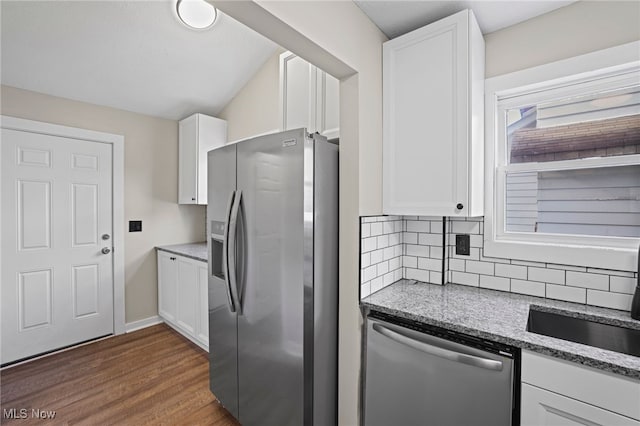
(228, 190, 243, 315)
(222, 191, 237, 313)
(372, 323, 503, 371)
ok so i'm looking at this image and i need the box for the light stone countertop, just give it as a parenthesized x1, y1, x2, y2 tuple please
(362, 279, 640, 379)
(156, 242, 207, 263)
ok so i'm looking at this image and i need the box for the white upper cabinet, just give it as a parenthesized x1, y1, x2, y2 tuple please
(178, 113, 226, 205)
(383, 9, 485, 217)
(279, 51, 339, 140)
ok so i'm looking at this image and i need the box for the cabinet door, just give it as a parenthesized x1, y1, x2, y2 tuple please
(316, 70, 340, 140)
(383, 11, 470, 216)
(196, 263, 209, 347)
(280, 51, 315, 132)
(176, 257, 198, 335)
(178, 115, 198, 204)
(521, 383, 639, 426)
(158, 251, 177, 323)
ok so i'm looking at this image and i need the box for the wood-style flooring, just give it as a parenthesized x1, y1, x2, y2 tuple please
(1, 324, 239, 425)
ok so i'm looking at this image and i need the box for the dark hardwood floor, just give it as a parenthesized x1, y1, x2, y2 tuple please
(1, 324, 239, 425)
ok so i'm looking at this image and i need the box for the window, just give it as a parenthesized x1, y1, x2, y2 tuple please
(485, 42, 640, 271)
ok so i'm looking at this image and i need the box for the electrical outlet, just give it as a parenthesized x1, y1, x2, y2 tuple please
(129, 220, 142, 232)
(455, 234, 470, 255)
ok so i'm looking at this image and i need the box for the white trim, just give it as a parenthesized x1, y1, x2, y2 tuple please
(125, 315, 164, 333)
(484, 42, 640, 272)
(0, 115, 127, 334)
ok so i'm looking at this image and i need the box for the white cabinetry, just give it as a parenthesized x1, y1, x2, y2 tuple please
(383, 9, 484, 217)
(157, 250, 209, 350)
(279, 51, 339, 140)
(521, 350, 640, 425)
(178, 113, 226, 205)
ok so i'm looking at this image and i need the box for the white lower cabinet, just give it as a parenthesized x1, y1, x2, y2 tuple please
(157, 250, 208, 351)
(522, 384, 638, 426)
(521, 350, 640, 426)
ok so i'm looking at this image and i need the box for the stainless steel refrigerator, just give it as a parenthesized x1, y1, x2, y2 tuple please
(207, 128, 338, 426)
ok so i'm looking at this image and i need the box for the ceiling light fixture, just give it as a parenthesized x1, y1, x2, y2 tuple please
(176, 0, 218, 30)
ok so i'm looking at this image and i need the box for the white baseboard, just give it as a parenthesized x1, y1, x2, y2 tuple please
(125, 315, 163, 333)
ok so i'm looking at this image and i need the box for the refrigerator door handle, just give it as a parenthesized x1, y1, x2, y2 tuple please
(228, 190, 243, 314)
(372, 323, 504, 371)
(222, 190, 237, 313)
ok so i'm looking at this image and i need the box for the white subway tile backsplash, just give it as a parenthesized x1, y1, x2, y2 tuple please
(449, 259, 465, 272)
(586, 290, 633, 311)
(403, 256, 417, 268)
(587, 268, 635, 278)
(406, 268, 430, 282)
(466, 260, 494, 276)
(371, 249, 383, 265)
(406, 220, 430, 233)
(404, 232, 418, 244)
(528, 267, 565, 285)
(480, 275, 510, 291)
(452, 247, 480, 261)
(429, 247, 443, 259)
(511, 260, 546, 268)
(383, 221, 394, 234)
(451, 221, 480, 234)
(363, 265, 377, 283)
(383, 247, 395, 261)
(418, 257, 441, 272)
(610, 276, 636, 294)
(418, 233, 442, 246)
(389, 257, 401, 270)
(361, 283, 371, 298)
(511, 279, 545, 297)
(360, 216, 634, 310)
(479, 253, 511, 264)
(546, 284, 586, 304)
(469, 234, 483, 248)
(406, 244, 430, 257)
(547, 263, 587, 272)
(451, 271, 479, 287)
(495, 264, 527, 280)
(566, 271, 608, 291)
(384, 271, 396, 286)
(362, 237, 376, 253)
(371, 276, 385, 294)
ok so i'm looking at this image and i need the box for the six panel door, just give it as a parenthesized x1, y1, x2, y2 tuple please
(1, 128, 114, 364)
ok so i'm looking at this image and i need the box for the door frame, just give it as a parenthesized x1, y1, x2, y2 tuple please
(1, 115, 126, 335)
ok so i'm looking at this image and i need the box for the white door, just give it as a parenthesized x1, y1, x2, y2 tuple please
(1, 128, 114, 364)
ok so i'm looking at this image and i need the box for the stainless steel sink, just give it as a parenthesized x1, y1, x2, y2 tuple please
(527, 308, 640, 357)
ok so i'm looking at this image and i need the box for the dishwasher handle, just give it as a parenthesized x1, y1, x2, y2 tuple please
(372, 323, 504, 371)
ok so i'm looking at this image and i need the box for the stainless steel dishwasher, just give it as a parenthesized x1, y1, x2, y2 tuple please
(364, 312, 519, 426)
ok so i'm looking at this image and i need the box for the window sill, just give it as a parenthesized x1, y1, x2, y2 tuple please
(484, 238, 637, 272)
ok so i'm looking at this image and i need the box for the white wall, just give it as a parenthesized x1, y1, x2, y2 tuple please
(0, 85, 206, 324)
(218, 48, 284, 142)
(485, 1, 640, 77)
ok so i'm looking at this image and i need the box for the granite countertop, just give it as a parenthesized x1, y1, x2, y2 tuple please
(156, 242, 207, 262)
(362, 279, 640, 379)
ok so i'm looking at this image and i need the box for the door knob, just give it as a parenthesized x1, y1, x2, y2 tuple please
(101, 247, 111, 254)
(102, 234, 110, 240)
